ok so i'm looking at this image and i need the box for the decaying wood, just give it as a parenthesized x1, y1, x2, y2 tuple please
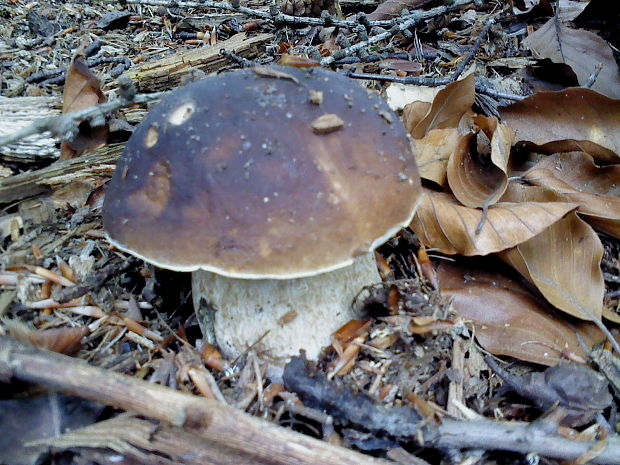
(0, 144, 121, 204)
(0, 336, 393, 465)
(0, 96, 61, 161)
(126, 32, 274, 92)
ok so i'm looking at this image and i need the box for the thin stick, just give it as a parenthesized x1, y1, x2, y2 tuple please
(115, 0, 473, 30)
(0, 92, 166, 149)
(0, 335, 390, 465)
(321, 1, 473, 66)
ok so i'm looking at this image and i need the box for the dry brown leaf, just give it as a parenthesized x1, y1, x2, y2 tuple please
(522, 18, 620, 99)
(447, 117, 515, 208)
(6, 320, 88, 355)
(379, 59, 423, 76)
(367, 0, 428, 21)
(523, 152, 620, 237)
(60, 54, 108, 160)
(402, 101, 432, 135)
(437, 261, 605, 365)
(412, 128, 466, 186)
(498, 186, 604, 322)
(500, 88, 620, 161)
(404, 74, 475, 139)
(411, 188, 576, 256)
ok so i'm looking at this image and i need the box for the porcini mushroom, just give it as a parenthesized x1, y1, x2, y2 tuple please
(103, 65, 421, 376)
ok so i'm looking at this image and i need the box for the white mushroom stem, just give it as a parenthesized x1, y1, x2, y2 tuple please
(191, 253, 380, 377)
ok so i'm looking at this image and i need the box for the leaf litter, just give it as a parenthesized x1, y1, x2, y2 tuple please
(0, 0, 619, 464)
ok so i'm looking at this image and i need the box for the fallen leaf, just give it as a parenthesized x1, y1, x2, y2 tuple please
(6, 320, 88, 355)
(499, 184, 604, 322)
(523, 152, 620, 237)
(402, 101, 432, 134)
(412, 128, 466, 186)
(411, 188, 576, 256)
(404, 73, 475, 139)
(386, 83, 441, 112)
(447, 116, 515, 208)
(438, 260, 605, 365)
(367, 0, 427, 21)
(520, 58, 580, 93)
(522, 18, 620, 99)
(557, 0, 588, 21)
(60, 54, 108, 160)
(500, 88, 620, 161)
(379, 59, 423, 75)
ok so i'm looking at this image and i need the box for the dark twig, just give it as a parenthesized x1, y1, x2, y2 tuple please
(219, 49, 259, 67)
(321, 2, 476, 66)
(27, 57, 132, 86)
(283, 357, 421, 437)
(283, 357, 620, 464)
(345, 16, 495, 84)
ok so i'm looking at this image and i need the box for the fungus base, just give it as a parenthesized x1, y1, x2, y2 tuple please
(192, 253, 381, 377)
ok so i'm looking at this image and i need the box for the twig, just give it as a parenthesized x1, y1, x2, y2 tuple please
(0, 335, 391, 465)
(345, 16, 494, 83)
(28, 57, 132, 86)
(343, 16, 524, 102)
(584, 63, 604, 88)
(321, 1, 474, 66)
(346, 71, 525, 101)
(0, 91, 166, 149)
(219, 49, 259, 67)
(283, 357, 620, 464)
(116, 0, 473, 31)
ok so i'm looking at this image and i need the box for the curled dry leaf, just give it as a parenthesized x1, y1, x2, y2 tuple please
(523, 152, 620, 237)
(412, 128, 466, 186)
(447, 116, 515, 208)
(522, 17, 620, 99)
(437, 261, 605, 365)
(500, 88, 620, 161)
(411, 188, 576, 256)
(500, 183, 604, 322)
(60, 54, 108, 160)
(404, 73, 475, 139)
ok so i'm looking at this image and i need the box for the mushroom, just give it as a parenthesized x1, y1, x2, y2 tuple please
(103, 65, 421, 376)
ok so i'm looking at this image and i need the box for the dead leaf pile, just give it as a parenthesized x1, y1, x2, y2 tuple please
(401, 74, 620, 362)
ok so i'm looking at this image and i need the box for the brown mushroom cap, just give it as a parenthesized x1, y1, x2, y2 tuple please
(103, 66, 421, 278)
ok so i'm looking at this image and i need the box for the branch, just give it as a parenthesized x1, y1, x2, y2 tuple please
(321, 1, 474, 66)
(0, 91, 166, 150)
(0, 336, 391, 465)
(115, 0, 473, 31)
(283, 357, 620, 464)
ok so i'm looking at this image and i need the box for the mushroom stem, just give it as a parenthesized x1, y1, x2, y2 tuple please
(191, 253, 380, 377)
